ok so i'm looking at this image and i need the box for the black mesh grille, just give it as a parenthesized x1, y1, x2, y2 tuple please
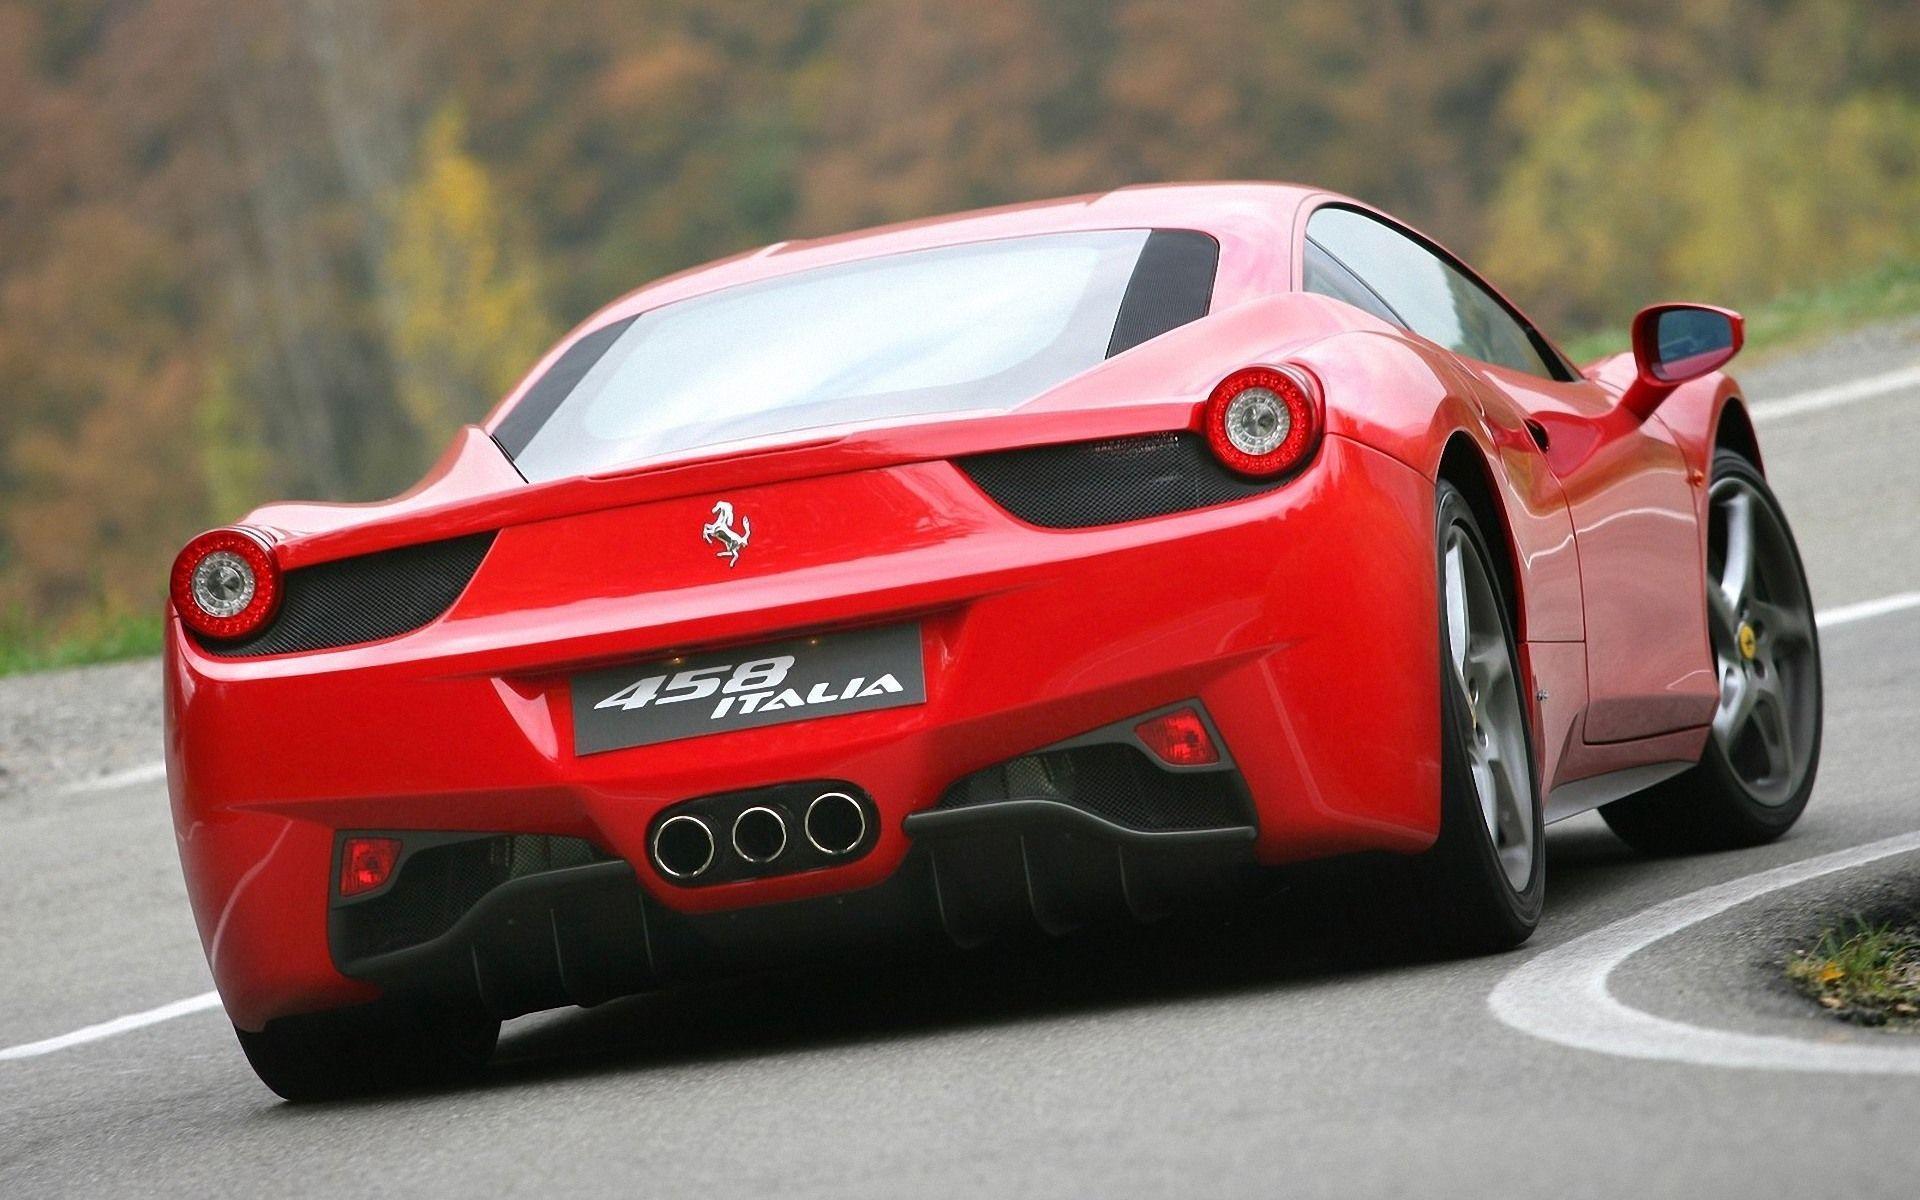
(939, 744, 1249, 833)
(333, 834, 611, 963)
(955, 433, 1292, 529)
(194, 532, 495, 657)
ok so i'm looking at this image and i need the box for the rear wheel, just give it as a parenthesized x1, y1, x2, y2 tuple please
(1415, 481, 1544, 952)
(235, 1002, 499, 1102)
(1601, 449, 1822, 852)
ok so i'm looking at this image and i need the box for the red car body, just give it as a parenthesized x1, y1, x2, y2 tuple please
(166, 183, 1753, 1032)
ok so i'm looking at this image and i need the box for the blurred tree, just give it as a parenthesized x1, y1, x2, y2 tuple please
(385, 105, 555, 450)
(1484, 7, 1920, 333)
(0, 208, 206, 621)
(195, 356, 271, 525)
(1479, 17, 1677, 332)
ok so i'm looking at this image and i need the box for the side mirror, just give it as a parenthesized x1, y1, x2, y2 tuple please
(1621, 303, 1744, 419)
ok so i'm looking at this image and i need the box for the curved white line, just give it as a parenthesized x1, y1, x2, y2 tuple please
(0, 991, 220, 1062)
(1490, 831, 1920, 1073)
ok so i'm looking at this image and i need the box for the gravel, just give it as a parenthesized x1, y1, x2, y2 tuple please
(0, 657, 164, 799)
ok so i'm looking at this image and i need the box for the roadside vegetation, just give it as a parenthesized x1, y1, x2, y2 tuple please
(1786, 919, 1920, 1027)
(1563, 259, 1920, 365)
(0, 609, 161, 677)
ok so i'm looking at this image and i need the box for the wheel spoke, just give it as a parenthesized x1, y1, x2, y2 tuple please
(1706, 582, 1741, 657)
(1713, 670, 1755, 745)
(1444, 539, 1471, 675)
(1470, 753, 1499, 839)
(1748, 596, 1812, 650)
(1488, 751, 1529, 849)
(1443, 537, 1480, 712)
(1718, 489, 1755, 613)
(1471, 637, 1511, 693)
(1749, 681, 1795, 782)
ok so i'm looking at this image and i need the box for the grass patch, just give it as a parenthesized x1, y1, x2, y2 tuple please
(1561, 258, 1920, 366)
(0, 608, 164, 677)
(1785, 919, 1920, 1027)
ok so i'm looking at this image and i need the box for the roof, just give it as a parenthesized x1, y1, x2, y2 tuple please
(589, 181, 1328, 328)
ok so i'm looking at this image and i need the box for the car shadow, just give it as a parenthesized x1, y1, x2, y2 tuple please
(470, 827, 1647, 1094)
(1532, 816, 1645, 907)
(261, 819, 1682, 1109)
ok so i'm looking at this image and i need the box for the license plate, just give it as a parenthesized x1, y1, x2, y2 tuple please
(570, 623, 927, 755)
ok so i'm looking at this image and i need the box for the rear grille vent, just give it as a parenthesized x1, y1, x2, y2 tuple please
(332, 834, 611, 964)
(939, 744, 1250, 833)
(192, 532, 495, 657)
(955, 433, 1291, 529)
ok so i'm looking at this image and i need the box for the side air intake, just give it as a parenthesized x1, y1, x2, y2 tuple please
(955, 432, 1294, 529)
(190, 532, 495, 657)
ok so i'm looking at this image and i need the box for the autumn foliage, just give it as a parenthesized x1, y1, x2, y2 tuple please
(1, 0, 1916, 645)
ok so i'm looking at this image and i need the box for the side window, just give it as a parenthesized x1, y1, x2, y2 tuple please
(1302, 239, 1404, 328)
(1305, 206, 1557, 378)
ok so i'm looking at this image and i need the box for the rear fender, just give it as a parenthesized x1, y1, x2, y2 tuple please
(1287, 331, 1585, 646)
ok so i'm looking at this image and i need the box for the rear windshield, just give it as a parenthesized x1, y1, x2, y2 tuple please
(495, 229, 1215, 481)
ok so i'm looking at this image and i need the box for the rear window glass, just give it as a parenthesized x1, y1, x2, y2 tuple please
(499, 230, 1193, 481)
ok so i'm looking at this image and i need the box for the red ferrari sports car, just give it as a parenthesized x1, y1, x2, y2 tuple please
(165, 183, 1822, 1098)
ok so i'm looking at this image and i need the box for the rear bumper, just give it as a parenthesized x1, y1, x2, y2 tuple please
(167, 435, 1442, 1029)
(336, 805, 1260, 1022)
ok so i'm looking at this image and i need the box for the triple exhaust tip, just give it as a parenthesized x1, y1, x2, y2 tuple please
(653, 814, 716, 879)
(731, 806, 788, 864)
(652, 791, 869, 880)
(803, 791, 867, 856)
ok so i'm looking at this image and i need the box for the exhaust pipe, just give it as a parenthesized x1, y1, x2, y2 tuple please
(804, 791, 867, 856)
(653, 814, 716, 879)
(731, 806, 789, 864)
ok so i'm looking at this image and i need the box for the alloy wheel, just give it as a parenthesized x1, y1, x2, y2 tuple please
(1705, 474, 1819, 805)
(1442, 527, 1535, 892)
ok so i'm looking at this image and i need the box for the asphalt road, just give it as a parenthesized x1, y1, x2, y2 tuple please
(4, 320, 1920, 1198)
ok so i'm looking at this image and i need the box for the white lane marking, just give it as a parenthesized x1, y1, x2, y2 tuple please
(0, 991, 221, 1062)
(1490, 832, 1920, 1073)
(62, 760, 167, 795)
(1750, 363, 1920, 423)
(1818, 590, 1920, 629)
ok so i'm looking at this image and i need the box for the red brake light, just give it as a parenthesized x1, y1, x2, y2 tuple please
(168, 527, 282, 641)
(1134, 707, 1221, 767)
(1201, 364, 1323, 477)
(339, 837, 402, 897)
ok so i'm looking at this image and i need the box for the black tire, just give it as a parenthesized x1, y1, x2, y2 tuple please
(235, 1002, 499, 1102)
(1415, 481, 1545, 953)
(1601, 449, 1822, 854)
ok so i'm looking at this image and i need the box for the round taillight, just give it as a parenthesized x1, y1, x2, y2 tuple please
(1202, 364, 1323, 477)
(169, 528, 282, 641)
